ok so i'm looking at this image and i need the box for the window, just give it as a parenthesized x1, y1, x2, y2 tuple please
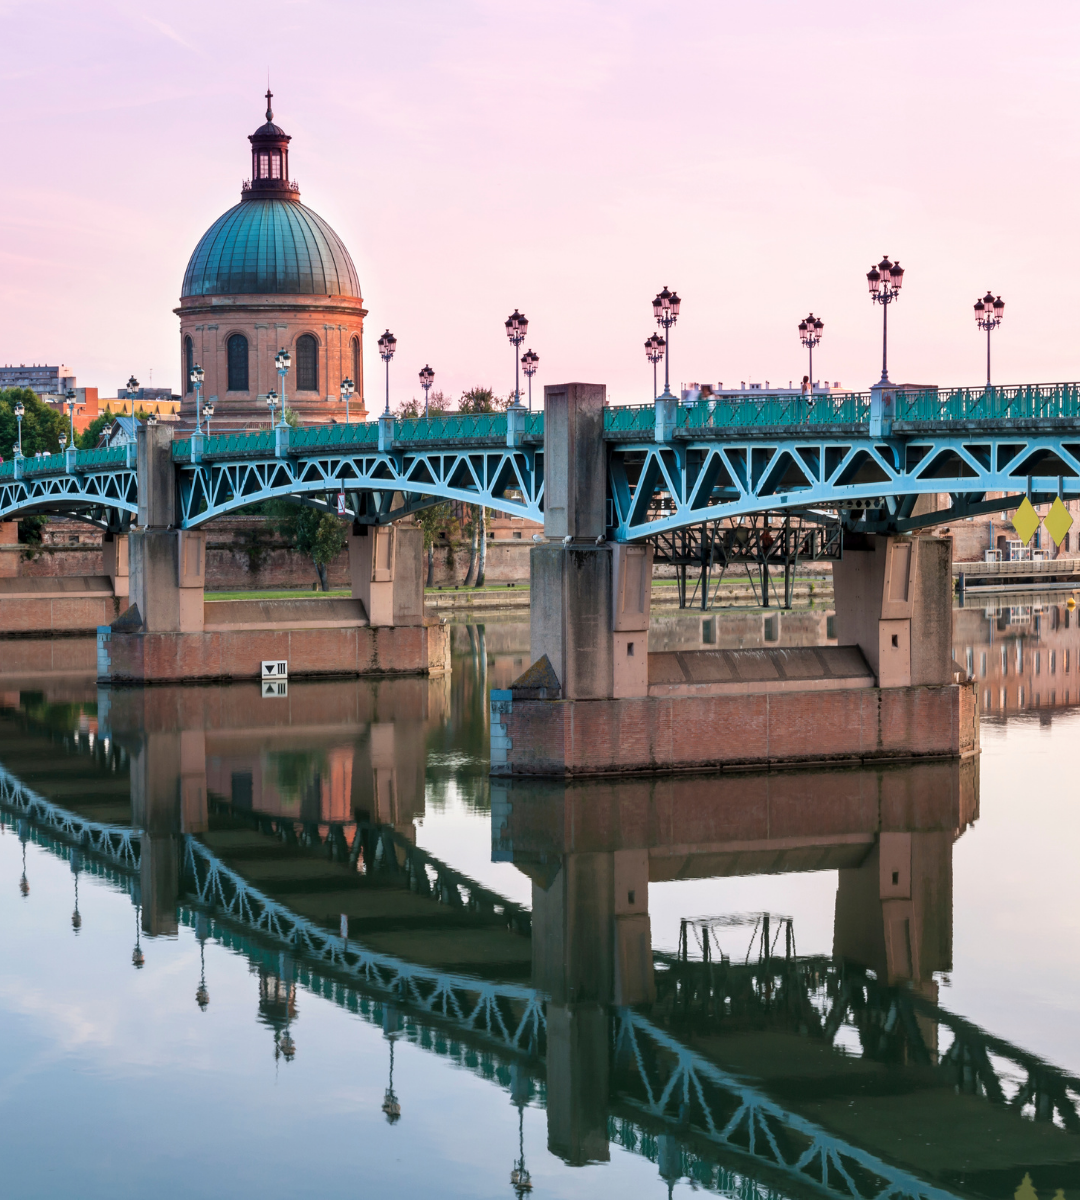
(259, 153, 269, 179)
(271, 152, 281, 179)
(296, 334, 318, 391)
(184, 336, 194, 394)
(227, 333, 249, 392)
(351, 336, 360, 388)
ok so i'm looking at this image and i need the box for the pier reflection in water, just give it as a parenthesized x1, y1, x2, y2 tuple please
(0, 609, 1079, 1200)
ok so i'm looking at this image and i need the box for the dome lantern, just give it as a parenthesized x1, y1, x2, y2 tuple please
(243, 90, 299, 202)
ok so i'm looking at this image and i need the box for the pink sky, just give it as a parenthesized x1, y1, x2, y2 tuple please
(2, 0, 1078, 408)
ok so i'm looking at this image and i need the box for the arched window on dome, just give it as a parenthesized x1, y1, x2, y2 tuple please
(351, 337, 360, 391)
(296, 334, 318, 392)
(227, 334, 249, 392)
(184, 337, 194, 394)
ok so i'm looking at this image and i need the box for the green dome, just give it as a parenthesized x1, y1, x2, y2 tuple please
(181, 198, 361, 299)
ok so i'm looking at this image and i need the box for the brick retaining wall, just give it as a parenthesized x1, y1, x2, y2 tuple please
(493, 682, 978, 777)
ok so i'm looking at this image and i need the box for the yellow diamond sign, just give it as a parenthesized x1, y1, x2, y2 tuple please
(1011, 497, 1041, 546)
(1045, 497, 1074, 547)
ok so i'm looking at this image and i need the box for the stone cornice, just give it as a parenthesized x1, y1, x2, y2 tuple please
(175, 295, 367, 320)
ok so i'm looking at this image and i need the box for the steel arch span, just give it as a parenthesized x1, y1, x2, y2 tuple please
(609, 430, 1080, 541)
(176, 445, 544, 528)
(0, 465, 138, 531)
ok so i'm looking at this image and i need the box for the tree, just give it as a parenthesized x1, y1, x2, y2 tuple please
(456, 389, 511, 587)
(76, 407, 117, 450)
(414, 500, 454, 587)
(266, 500, 348, 591)
(458, 387, 511, 414)
(395, 388, 452, 420)
(0, 389, 65, 458)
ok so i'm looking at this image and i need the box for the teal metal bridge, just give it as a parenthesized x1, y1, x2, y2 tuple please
(4, 381, 1080, 540)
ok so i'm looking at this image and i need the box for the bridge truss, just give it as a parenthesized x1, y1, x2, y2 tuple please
(175, 443, 544, 528)
(609, 426, 1080, 541)
(0, 459, 137, 531)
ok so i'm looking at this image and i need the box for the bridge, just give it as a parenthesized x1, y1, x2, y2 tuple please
(2, 696, 1078, 1199)
(0, 380, 1033, 774)
(5, 381, 1080, 538)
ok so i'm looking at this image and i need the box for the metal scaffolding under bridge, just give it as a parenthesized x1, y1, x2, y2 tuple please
(650, 512, 843, 610)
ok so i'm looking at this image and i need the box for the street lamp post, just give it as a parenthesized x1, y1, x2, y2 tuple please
(275, 349, 292, 426)
(126, 376, 139, 427)
(266, 390, 278, 427)
(202, 401, 215, 437)
(644, 334, 665, 400)
(190, 364, 205, 433)
(520, 350, 539, 411)
(866, 256, 904, 382)
(797, 313, 824, 400)
(419, 365, 435, 418)
(652, 287, 681, 399)
(505, 311, 528, 407)
(340, 376, 355, 425)
(65, 388, 77, 447)
(13, 401, 24, 457)
(974, 291, 1005, 387)
(377, 331, 397, 414)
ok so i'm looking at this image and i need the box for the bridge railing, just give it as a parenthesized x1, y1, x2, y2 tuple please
(0, 444, 131, 480)
(895, 381, 1080, 422)
(679, 392, 873, 428)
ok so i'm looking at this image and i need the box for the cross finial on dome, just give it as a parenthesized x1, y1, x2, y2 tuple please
(265, 89, 273, 122)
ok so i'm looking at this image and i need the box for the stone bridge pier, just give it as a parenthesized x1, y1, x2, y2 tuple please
(495, 755, 976, 1163)
(493, 383, 977, 777)
(98, 424, 448, 684)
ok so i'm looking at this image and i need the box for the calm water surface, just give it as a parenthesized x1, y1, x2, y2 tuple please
(1, 607, 1078, 1200)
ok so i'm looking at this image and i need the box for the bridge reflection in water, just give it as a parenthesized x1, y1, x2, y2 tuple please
(1, 666, 1079, 1200)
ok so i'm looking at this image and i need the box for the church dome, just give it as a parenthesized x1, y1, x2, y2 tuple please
(181, 199, 361, 298)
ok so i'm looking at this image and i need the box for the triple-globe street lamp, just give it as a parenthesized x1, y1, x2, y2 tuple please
(652, 287, 681, 399)
(520, 350, 539, 411)
(797, 313, 824, 399)
(274, 349, 292, 426)
(378, 331, 397, 414)
(974, 291, 1005, 387)
(13, 401, 25, 457)
(505, 310, 528, 407)
(65, 388, 77, 447)
(126, 375, 139, 429)
(202, 401, 215, 436)
(419, 364, 435, 417)
(190, 364, 205, 432)
(644, 333, 665, 399)
(866, 256, 904, 383)
(340, 376, 355, 424)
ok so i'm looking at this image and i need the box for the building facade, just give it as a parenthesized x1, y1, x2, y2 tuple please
(175, 93, 367, 429)
(0, 365, 76, 396)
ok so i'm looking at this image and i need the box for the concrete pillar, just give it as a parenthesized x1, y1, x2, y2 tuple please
(127, 423, 206, 633)
(348, 520, 424, 627)
(529, 383, 652, 700)
(832, 533, 953, 687)
(531, 847, 655, 1165)
(130, 730, 183, 938)
(102, 532, 129, 599)
(834, 829, 953, 1003)
(129, 529, 205, 633)
(0, 521, 17, 579)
